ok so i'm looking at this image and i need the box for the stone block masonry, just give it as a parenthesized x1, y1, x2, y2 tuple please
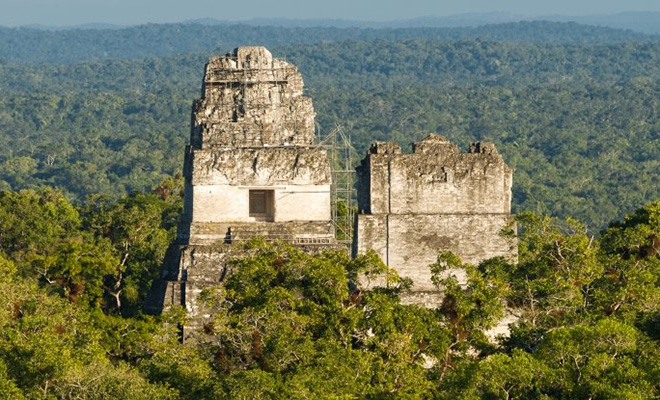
(180, 46, 332, 244)
(146, 46, 518, 333)
(145, 47, 340, 337)
(191, 46, 315, 149)
(354, 134, 517, 306)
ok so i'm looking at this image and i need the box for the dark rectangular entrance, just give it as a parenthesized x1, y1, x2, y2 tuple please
(249, 190, 274, 221)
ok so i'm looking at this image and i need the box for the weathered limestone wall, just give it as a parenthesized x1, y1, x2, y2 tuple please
(358, 135, 512, 215)
(147, 46, 520, 338)
(354, 134, 517, 304)
(192, 47, 315, 148)
(177, 245, 231, 321)
(189, 184, 330, 223)
(187, 147, 331, 186)
(179, 46, 334, 245)
(183, 146, 331, 226)
(146, 47, 339, 336)
(180, 220, 336, 245)
(355, 213, 516, 291)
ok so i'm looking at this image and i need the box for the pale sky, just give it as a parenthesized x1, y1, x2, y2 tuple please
(1, 0, 660, 27)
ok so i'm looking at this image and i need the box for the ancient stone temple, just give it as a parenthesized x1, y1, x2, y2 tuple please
(180, 46, 333, 244)
(146, 47, 336, 330)
(147, 46, 518, 332)
(353, 134, 517, 306)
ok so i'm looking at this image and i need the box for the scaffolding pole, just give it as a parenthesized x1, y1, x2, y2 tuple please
(317, 123, 357, 246)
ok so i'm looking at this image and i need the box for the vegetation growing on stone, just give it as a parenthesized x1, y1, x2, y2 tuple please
(2, 184, 660, 398)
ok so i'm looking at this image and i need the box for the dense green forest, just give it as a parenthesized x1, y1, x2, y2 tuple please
(3, 30, 660, 228)
(0, 21, 655, 65)
(2, 21, 660, 398)
(2, 184, 660, 398)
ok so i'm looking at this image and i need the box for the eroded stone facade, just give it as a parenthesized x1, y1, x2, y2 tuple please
(146, 47, 337, 335)
(147, 47, 518, 333)
(181, 46, 333, 244)
(354, 134, 517, 305)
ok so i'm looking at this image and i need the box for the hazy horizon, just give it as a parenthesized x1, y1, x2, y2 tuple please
(2, 0, 660, 27)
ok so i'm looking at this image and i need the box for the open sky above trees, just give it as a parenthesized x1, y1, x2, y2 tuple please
(2, 0, 660, 27)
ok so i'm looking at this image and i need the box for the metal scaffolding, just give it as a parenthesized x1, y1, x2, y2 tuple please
(317, 123, 357, 245)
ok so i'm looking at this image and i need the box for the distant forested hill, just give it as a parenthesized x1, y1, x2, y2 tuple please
(2, 23, 660, 229)
(5, 39, 660, 94)
(0, 20, 655, 65)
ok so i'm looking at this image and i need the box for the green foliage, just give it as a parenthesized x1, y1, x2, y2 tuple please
(5, 38, 660, 228)
(0, 189, 80, 263)
(0, 359, 23, 400)
(194, 241, 449, 398)
(0, 186, 178, 314)
(469, 349, 549, 400)
(0, 277, 175, 399)
(535, 319, 652, 399)
(1, 188, 660, 397)
(3, 22, 660, 396)
(82, 191, 179, 314)
(0, 254, 17, 282)
(0, 21, 651, 65)
(431, 252, 509, 341)
(595, 201, 660, 320)
(509, 213, 602, 329)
